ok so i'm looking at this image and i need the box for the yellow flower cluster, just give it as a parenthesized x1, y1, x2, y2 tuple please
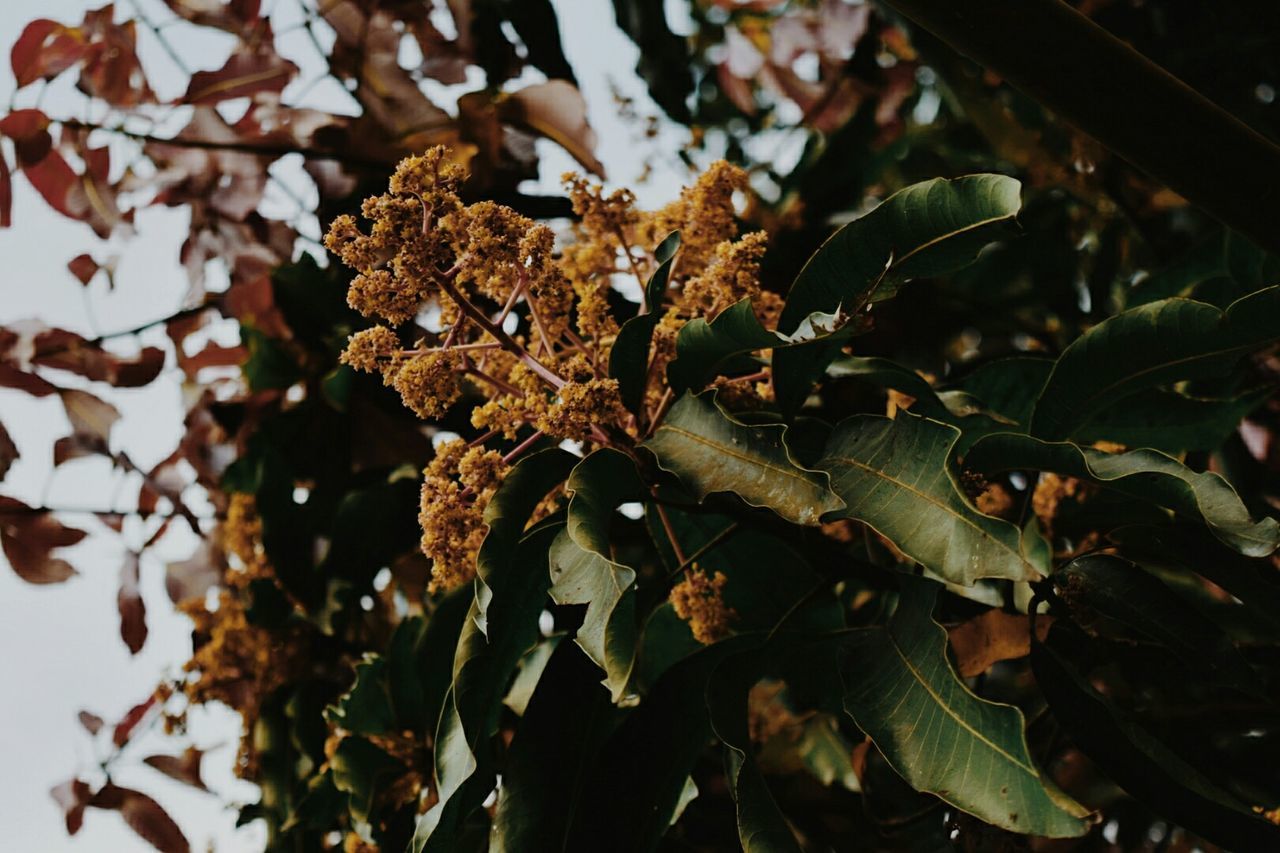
(669, 566, 737, 644)
(327, 147, 789, 591)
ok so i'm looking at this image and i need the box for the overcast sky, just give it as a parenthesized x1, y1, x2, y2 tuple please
(0, 0, 696, 849)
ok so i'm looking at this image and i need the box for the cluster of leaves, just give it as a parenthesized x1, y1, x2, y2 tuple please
(4, 1, 1280, 852)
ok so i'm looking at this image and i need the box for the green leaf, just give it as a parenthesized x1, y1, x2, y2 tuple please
(413, 449, 577, 851)
(610, 231, 679, 414)
(548, 448, 648, 702)
(241, 326, 301, 391)
(817, 413, 1049, 585)
(330, 736, 405, 827)
(563, 636, 761, 849)
(1032, 622, 1280, 850)
(326, 656, 394, 736)
(840, 576, 1089, 836)
(707, 653, 804, 853)
(964, 433, 1280, 557)
(666, 298, 781, 395)
(1055, 554, 1257, 693)
(390, 589, 475, 735)
(502, 635, 564, 717)
(1028, 287, 1280, 440)
(1108, 523, 1280, 631)
(491, 642, 619, 852)
(774, 174, 1023, 414)
(643, 392, 843, 526)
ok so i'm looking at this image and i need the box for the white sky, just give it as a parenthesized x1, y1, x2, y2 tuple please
(0, 0, 696, 849)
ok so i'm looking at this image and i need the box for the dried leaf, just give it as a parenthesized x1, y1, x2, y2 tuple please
(165, 541, 222, 603)
(89, 784, 190, 853)
(11, 19, 86, 87)
(948, 609, 1052, 678)
(143, 747, 208, 791)
(112, 696, 156, 747)
(182, 49, 297, 104)
(49, 778, 91, 835)
(58, 388, 120, 448)
(67, 253, 99, 285)
(0, 496, 86, 583)
(0, 418, 17, 481)
(118, 552, 147, 655)
(0, 148, 12, 228)
(500, 80, 605, 177)
(78, 710, 105, 735)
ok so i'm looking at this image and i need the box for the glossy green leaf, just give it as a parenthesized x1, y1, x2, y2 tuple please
(610, 231, 679, 413)
(1028, 287, 1280, 440)
(666, 298, 781, 394)
(643, 392, 843, 526)
(1055, 554, 1257, 693)
(775, 174, 1023, 414)
(413, 449, 577, 851)
(964, 432, 1280, 557)
(840, 576, 1089, 836)
(817, 413, 1049, 585)
(1032, 622, 1280, 850)
(548, 448, 648, 702)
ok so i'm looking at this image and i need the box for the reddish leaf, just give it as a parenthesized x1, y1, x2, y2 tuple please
(0, 363, 58, 396)
(162, 0, 262, 35)
(0, 148, 11, 228)
(89, 784, 190, 853)
(112, 696, 156, 747)
(11, 20, 86, 87)
(143, 747, 208, 791)
(32, 332, 163, 387)
(118, 551, 147, 654)
(113, 347, 166, 387)
(78, 710, 105, 735)
(182, 50, 297, 104)
(49, 778, 92, 835)
(0, 496, 87, 584)
(76, 11, 152, 108)
(179, 341, 246, 379)
(0, 419, 17, 481)
(67, 253, 99, 286)
(21, 144, 79, 218)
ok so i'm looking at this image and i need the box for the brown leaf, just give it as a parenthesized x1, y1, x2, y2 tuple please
(76, 10, 153, 108)
(10, 20, 86, 88)
(0, 363, 58, 396)
(49, 778, 92, 835)
(948, 609, 1052, 678)
(182, 49, 297, 104)
(179, 341, 246, 380)
(58, 387, 120, 448)
(499, 81, 605, 177)
(33, 328, 165, 385)
(143, 747, 208, 791)
(118, 552, 147, 655)
(165, 541, 223, 603)
(112, 696, 156, 747)
(0, 148, 11, 228)
(0, 496, 87, 583)
(0, 418, 17, 481)
(162, 0, 263, 36)
(67, 253, 99, 285)
(89, 784, 190, 853)
(78, 710, 105, 735)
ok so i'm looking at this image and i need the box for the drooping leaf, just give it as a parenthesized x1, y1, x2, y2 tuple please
(502, 635, 564, 717)
(840, 576, 1089, 837)
(1032, 622, 1280, 850)
(0, 418, 18, 481)
(707, 652, 804, 853)
(610, 231, 680, 414)
(1028, 287, 1280, 440)
(499, 80, 604, 177)
(817, 413, 1049, 585)
(564, 635, 761, 850)
(548, 448, 647, 702)
(50, 778, 91, 835)
(330, 736, 406, 827)
(0, 496, 87, 583)
(964, 432, 1280, 557)
(1054, 554, 1257, 693)
(774, 175, 1023, 414)
(88, 783, 190, 853)
(117, 551, 146, 655)
(142, 748, 208, 792)
(610, 0, 694, 122)
(414, 450, 576, 851)
(491, 641, 618, 852)
(644, 392, 843, 526)
(665, 298, 780, 396)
